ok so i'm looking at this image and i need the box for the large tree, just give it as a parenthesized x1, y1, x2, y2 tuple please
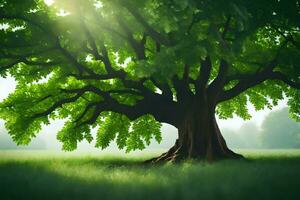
(0, 0, 299, 162)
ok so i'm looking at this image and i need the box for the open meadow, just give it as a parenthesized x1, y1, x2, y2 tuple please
(0, 150, 300, 200)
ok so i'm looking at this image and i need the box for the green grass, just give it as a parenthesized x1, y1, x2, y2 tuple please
(1, 150, 300, 200)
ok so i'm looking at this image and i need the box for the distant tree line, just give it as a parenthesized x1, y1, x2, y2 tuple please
(223, 108, 300, 149)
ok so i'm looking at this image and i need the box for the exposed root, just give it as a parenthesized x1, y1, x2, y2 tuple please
(226, 149, 245, 160)
(144, 152, 184, 164)
(144, 144, 178, 164)
(144, 148, 245, 164)
(144, 140, 187, 164)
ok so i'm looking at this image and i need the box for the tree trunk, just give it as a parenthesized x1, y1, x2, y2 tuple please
(146, 96, 244, 163)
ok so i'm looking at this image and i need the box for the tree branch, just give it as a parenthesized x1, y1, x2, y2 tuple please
(98, 41, 116, 74)
(81, 20, 103, 61)
(116, 16, 146, 60)
(0, 60, 22, 73)
(68, 71, 125, 81)
(0, 13, 56, 40)
(0, 57, 63, 73)
(150, 77, 173, 100)
(196, 56, 212, 93)
(74, 102, 99, 123)
(272, 25, 300, 50)
(61, 86, 145, 123)
(218, 68, 300, 103)
(0, 47, 57, 59)
(218, 71, 270, 103)
(55, 42, 96, 75)
(0, 13, 101, 77)
(270, 71, 300, 89)
(208, 59, 229, 97)
(183, 64, 190, 82)
(122, 4, 171, 46)
(33, 92, 84, 118)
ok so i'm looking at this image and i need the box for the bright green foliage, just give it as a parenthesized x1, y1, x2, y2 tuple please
(126, 115, 162, 152)
(96, 112, 130, 150)
(0, 0, 299, 151)
(95, 113, 161, 152)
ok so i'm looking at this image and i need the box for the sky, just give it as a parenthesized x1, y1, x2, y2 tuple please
(0, 76, 288, 151)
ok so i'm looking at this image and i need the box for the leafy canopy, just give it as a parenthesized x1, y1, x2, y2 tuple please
(0, 0, 299, 151)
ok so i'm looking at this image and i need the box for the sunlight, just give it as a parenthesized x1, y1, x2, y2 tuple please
(29, 8, 39, 13)
(114, 52, 132, 68)
(56, 9, 71, 17)
(121, 57, 132, 68)
(85, 55, 94, 62)
(34, 72, 54, 85)
(0, 24, 25, 32)
(12, 26, 25, 32)
(94, 1, 104, 9)
(0, 23, 10, 31)
(109, 79, 114, 84)
(44, 0, 54, 6)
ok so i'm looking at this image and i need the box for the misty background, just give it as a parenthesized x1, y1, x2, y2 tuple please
(1, 107, 300, 151)
(1, 76, 300, 151)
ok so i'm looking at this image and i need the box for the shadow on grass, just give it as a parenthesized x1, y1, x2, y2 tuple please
(1, 154, 300, 200)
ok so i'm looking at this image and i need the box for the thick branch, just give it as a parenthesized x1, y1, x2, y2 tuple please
(218, 70, 300, 103)
(196, 57, 212, 93)
(63, 86, 178, 125)
(183, 64, 190, 83)
(216, 31, 292, 103)
(98, 41, 115, 74)
(172, 75, 193, 103)
(208, 59, 229, 98)
(218, 72, 270, 103)
(0, 60, 22, 73)
(270, 71, 300, 89)
(150, 77, 173, 100)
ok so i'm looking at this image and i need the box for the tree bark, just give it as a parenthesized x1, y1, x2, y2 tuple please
(146, 96, 244, 163)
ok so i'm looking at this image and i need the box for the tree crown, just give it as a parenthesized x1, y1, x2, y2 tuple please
(0, 0, 299, 151)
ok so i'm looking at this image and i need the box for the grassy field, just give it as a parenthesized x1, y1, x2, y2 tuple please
(0, 150, 300, 200)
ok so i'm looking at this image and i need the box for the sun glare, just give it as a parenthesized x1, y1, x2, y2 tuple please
(85, 55, 94, 62)
(56, 9, 71, 17)
(44, 0, 54, 6)
(12, 26, 25, 32)
(94, 1, 103, 9)
(0, 23, 10, 31)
